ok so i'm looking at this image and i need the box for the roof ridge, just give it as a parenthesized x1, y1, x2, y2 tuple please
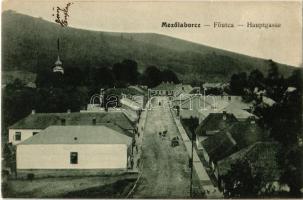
(240, 141, 278, 158)
(19, 125, 132, 145)
(226, 131, 237, 145)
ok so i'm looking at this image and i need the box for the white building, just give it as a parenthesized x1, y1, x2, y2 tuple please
(177, 95, 255, 123)
(120, 97, 142, 122)
(17, 126, 132, 171)
(9, 112, 135, 145)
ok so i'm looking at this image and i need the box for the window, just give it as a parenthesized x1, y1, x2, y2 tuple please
(15, 132, 21, 141)
(33, 132, 39, 136)
(70, 152, 78, 164)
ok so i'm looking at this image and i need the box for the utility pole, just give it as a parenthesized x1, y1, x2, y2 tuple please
(190, 131, 195, 197)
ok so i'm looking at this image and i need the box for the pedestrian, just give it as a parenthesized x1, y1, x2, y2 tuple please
(127, 156, 131, 169)
(130, 157, 134, 169)
(137, 158, 140, 169)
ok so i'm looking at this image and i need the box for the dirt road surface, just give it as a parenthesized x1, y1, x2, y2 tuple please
(132, 97, 191, 198)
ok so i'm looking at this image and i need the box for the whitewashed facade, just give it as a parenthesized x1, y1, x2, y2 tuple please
(9, 129, 42, 145)
(17, 144, 128, 169)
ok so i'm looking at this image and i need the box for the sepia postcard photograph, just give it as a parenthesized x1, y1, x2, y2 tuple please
(0, 0, 302, 198)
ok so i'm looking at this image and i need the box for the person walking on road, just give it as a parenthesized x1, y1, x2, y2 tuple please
(130, 156, 134, 169)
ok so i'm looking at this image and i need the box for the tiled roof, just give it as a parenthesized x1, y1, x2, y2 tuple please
(120, 97, 142, 111)
(173, 94, 194, 102)
(217, 142, 281, 181)
(181, 95, 252, 111)
(19, 125, 132, 145)
(221, 106, 255, 120)
(179, 95, 254, 121)
(106, 87, 145, 96)
(228, 119, 268, 149)
(9, 112, 135, 131)
(203, 83, 222, 88)
(128, 85, 146, 94)
(199, 118, 268, 164)
(262, 96, 276, 106)
(122, 109, 139, 123)
(153, 82, 176, 90)
(202, 130, 237, 162)
(174, 84, 193, 96)
(195, 113, 238, 136)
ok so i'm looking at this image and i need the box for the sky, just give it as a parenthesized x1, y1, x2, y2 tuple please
(2, 0, 303, 67)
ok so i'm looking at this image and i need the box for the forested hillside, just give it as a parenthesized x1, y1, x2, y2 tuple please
(2, 10, 295, 83)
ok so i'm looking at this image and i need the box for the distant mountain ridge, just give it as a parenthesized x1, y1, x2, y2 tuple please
(2, 10, 295, 83)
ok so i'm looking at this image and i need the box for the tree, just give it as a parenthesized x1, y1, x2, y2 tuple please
(286, 69, 302, 91)
(35, 69, 53, 88)
(265, 60, 286, 101)
(229, 72, 247, 95)
(266, 60, 280, 87)
(161, 69, 180, 84)
(269, 87, 301, 146)
(121, 59, 139, 84)
(112, 59, 139, 86)
(64, 67, 85, 86)
(90, 67, 116, 90)
(35, 68, 64, 88)
(274, 87, 302, 197)
(2, 80, 38, 138)
(141, 66, 162, 87)
(222, 159, 263, 198)
(253, 68, 302, 196)
(279, 146, 303, 197)
(248, 69, 264, 91)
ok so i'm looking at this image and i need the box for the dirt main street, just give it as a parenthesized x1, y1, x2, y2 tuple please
(132, 97, 191, 198)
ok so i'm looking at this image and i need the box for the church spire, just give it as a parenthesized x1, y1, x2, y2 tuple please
(57, 38, 60, 53)
(53, 38, 64, 74)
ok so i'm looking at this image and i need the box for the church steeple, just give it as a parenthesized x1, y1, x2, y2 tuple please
(55, 55, 62, 66)
(53, 38, 64, 74)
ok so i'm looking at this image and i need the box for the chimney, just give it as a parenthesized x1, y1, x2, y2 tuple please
(222, 111, 227, 120)
(67, 109, 71, 113)
(31, 109, 36, 115)
(92, 118, 96, 125)
(61, 118, 66, 126)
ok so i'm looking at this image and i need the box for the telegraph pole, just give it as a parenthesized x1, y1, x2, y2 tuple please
(190, 131, 195, 197)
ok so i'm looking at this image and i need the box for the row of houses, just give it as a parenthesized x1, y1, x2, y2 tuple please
(163, 82, 282, 192)
(150, 82, 194, 97)
(8, 98, 143, 177)
(195, 112, 281, 191)
(174, 94, 255, 123)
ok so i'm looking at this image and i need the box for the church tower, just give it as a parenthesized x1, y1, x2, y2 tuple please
(52, 38, 64, 74)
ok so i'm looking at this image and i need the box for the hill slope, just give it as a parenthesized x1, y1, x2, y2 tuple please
(2, 10, 295, 83)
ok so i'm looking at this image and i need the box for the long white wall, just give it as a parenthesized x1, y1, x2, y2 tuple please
(17, 144, 128, 169)
(9, 129, 42, 145)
